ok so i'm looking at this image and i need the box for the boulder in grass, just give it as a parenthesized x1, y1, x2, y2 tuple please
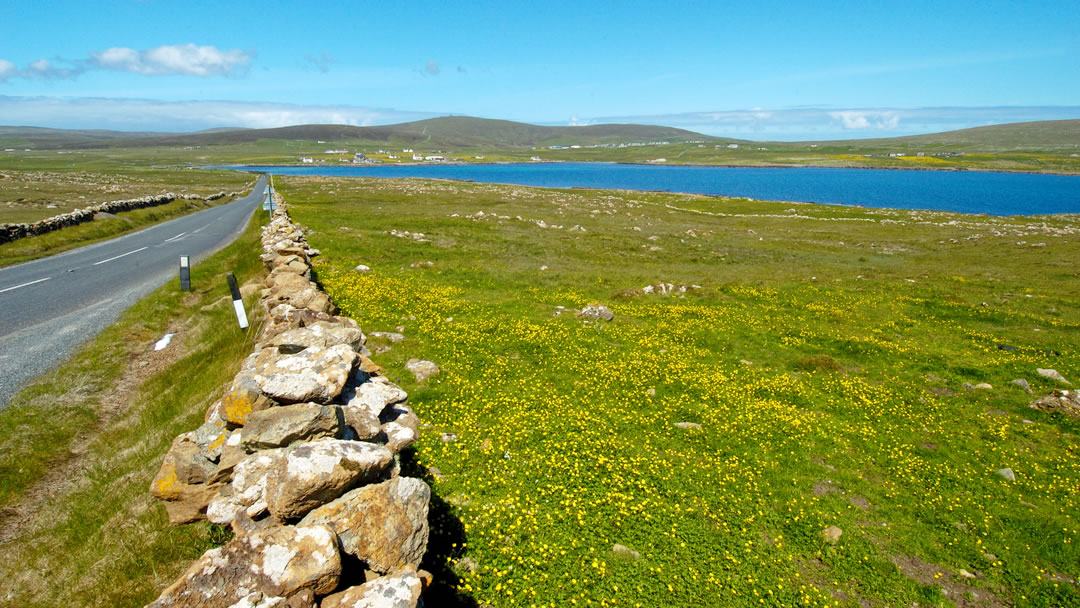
(300, 477, 430, 574)
(254, 344, 357, 404)
(146, 525, 341, 608)
(578, 304, 614, 322)
(266, 439, 394, 521)
(1029, 389, 1080, 417)
(1037, 368, 1071, 385)
(320, 567, 423, 608)
(405, 358, 440, 382)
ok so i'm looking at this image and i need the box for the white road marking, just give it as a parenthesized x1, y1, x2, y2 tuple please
(92, 246, 148, 266)
(191, 223, 211, 234)
(163, 232, 187, 243)
(0, 277, 52, 294)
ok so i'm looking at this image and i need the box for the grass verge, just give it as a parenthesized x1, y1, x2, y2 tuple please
(0, 209, 267, 607)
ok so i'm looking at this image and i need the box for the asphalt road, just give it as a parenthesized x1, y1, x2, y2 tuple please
(0, 174, 268, 408)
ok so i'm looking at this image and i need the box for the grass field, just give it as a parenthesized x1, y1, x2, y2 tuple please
(273, 176, 1080, 607)
(0, 165, 255, 268)
(0, 166, 253, 224)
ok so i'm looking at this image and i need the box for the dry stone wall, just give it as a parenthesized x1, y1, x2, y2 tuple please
(0, 189, 246, 244)
(147, 196, 431, 608)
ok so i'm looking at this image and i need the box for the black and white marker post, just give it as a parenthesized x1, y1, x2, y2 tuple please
(179, 255, 191, 291)
(226, 272, 249, 330)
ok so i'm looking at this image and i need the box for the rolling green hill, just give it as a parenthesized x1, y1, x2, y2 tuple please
(0, 117, 722, 150)
(824, 119, 1080, 150)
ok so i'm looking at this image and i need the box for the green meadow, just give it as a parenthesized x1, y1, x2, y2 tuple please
(277, 176, 1080, 607)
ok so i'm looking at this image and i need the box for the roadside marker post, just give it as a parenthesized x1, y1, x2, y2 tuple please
(226, 272, 249, 330)
(179, 256, 191, 291)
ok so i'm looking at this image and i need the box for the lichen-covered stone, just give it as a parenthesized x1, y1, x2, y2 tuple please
(241, 403, 345, 452)
(319, 567, 423, 608)
(299, 477, 430, 574)
(266, 321, 366, 353)
(146, 525, 341, 608)
(208, 448, 288, 526)
(266, 439, 394, 521)
(254, 344, 357, 404)
(340, 375, 408, 419)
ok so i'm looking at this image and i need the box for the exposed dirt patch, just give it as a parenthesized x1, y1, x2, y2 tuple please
(889, 553, 1008, 608)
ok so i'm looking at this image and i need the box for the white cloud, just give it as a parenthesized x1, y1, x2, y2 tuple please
(91, 44, 251, 77)
(0, 96, 439, 131)
(829, 110, 900, 130)
(424, 60, 441, 75)
(0, 59, 15, 82)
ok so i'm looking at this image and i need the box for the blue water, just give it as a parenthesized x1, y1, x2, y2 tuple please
(217, 163, 1080, 216)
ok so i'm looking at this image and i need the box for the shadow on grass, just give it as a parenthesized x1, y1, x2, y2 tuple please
(399, 447, 477, 608)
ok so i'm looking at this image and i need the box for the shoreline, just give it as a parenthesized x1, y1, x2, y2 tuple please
(203, 163, 1080, 219)
(203, 158, 1080, 177)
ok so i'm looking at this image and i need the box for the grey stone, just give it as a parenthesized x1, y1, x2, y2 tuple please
(299, 477, 430, 574)
(146, 524, 341, 608)
(266, 439, 394, 521)
(254, 344, 357, 404)
(241, 403, 345, 452)
(405, 358, 440, 382)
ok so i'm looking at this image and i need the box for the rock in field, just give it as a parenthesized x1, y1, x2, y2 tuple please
(300, 477, 430, 574)
(578, 304, 614, 322)
(674, 421, 702, 430)
(405, 358, 440, 382)
(997, 467, 1017, 482)
(146, 524, 341, 608)
(1037, 368, 1071, 385)
(822, 526, 843, 544)
(266, 439, 394, 521)
(1029, 390, 1080, 417)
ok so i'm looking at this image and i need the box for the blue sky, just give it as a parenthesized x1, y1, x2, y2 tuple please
(1, 0, 1078, 139)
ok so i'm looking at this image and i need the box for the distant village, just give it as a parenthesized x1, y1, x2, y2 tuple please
(295, 138, 697, 165)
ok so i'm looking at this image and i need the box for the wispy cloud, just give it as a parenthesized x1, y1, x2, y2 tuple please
(91, 44, 251, 77)
(424, 60, 441, 75)
(0, 59, 17, 83)
(0, 44, 251, 83)
(583, 106, 1080, 140)
(304, 52, 334, 74)
(0, 96, 439, 131)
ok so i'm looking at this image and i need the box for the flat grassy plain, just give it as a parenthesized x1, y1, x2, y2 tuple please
(0, 158, 255, 267)
(0, 162, 253, 224)
(279, 176, 1080, 607)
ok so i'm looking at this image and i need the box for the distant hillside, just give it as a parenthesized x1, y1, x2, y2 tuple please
(824, 119, 1080, 149)
(0, 126, 170, 148)
(0, 117, 721, 150)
